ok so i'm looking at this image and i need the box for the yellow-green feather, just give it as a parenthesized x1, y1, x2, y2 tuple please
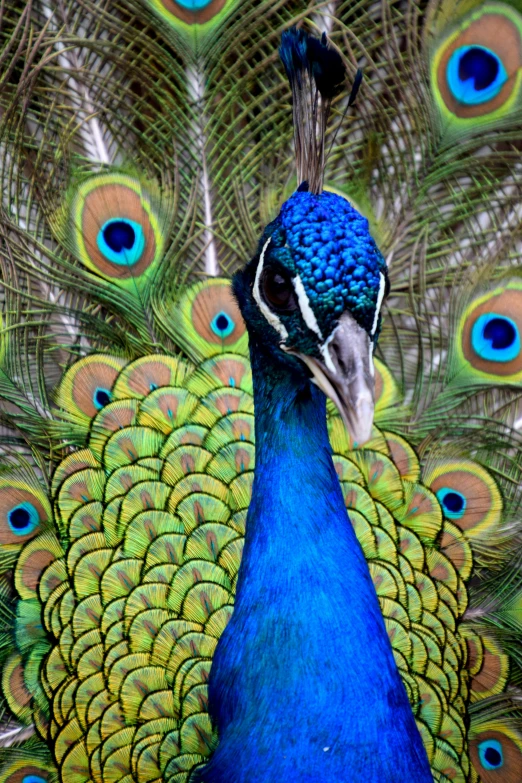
(0, 280, 517, 782)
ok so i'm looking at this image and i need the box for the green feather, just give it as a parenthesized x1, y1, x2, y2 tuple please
(428, 1, 522, 137)
(0, 1, 521, 781)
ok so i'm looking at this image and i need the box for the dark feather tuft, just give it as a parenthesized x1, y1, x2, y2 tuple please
(307, 32, 346, 100)
(348, 68, 363, 107)
(279, 27, 309, 88)
(280, 27, 347, 193)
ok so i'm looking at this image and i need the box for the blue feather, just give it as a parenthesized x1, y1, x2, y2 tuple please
(198, 343, 432, 783)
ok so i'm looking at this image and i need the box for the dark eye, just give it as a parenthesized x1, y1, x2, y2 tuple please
(261, 267, 297, 312)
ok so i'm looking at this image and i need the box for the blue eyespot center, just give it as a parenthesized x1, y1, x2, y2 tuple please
(211, 311, 235, 339)
(478, 739, 504, 770)
(443, 492, 464, 514)
(104, 221, 135, 252)
(483, 317, 516, 349)
(10, 507, 30, 529)
(485, 747, 502, 766)
(459, 47, 498, 91)
(23, 776, 48, 783)
(173, 0, 212, 9)
(471, 313, 520, 363)
(94, 387, 112, 410)
(8, 502, 39, 535)
(447, 46, 508, 105)
(97, 218, 146, 266)
(436, 488, 467, 520)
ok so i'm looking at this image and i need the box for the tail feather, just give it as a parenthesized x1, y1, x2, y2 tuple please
(0, 1, 521, 782)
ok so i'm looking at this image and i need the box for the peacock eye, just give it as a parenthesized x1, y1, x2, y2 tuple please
(7, 502, 40, 536)
(478, 738, 504, 770)
(97, 218, 146, 267)
(261, 267, 297, 313)
(93, 387, 112, 410)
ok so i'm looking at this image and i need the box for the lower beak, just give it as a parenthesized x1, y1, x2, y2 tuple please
(288, 312, 375, 445)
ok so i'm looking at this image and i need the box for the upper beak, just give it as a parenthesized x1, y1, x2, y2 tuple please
(287, 312, 375, 445)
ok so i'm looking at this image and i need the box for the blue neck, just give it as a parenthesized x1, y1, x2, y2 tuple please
(200, 344, 432, 783)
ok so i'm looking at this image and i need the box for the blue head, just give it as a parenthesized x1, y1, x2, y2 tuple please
(234, 188, 389, 442)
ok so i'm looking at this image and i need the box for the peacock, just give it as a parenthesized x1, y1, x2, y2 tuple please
(0, 0, 521, 781)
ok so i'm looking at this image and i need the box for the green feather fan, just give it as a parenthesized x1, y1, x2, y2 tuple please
(0, 1, 521, 782)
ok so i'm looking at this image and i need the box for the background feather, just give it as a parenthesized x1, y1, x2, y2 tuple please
(0, 1, 520, 782)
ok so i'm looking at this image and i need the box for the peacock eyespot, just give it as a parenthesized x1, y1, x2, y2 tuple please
(211, 311, 236, 339)
(97, 218, 146, 266)
(478, 738, 504, 770)
(447, 46, 507, 105)
(261, 267, 297, 313)
(436, 488, 467, 520)
(175, 0, 213, 9)
(471, 314, 520, 362)
(146, 0, 230, 26)
(432, 7, 522, 123)
(186, 280, 246, 350)
(8, 502, 39, 535)
(94, 387, 112, 410)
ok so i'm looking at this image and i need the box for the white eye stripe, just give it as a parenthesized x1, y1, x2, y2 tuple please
(254, 245, 386, 351)
(292, 274, 323, 340)
(253, 237, 289, 342)
(371, 273, 387, 337)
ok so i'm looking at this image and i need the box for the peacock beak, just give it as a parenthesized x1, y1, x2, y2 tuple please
(289, 312, 375, 445)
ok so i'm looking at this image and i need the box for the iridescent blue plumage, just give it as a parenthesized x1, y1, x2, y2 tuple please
(93, 387, 112, 410)
(274, 191, 388, 336)
(194, 27, 436, 780)
(2, 6, 522, 783)
(200, 350, 432, 783)
(200, 104, 430, 782)
(436, 487, 467, 520)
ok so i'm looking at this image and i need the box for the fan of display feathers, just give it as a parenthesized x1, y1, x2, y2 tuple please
(0, 0, 520, 782)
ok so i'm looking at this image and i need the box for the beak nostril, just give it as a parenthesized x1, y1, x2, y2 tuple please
(336, 352, 348, 376)
(329, 331, 356, 380)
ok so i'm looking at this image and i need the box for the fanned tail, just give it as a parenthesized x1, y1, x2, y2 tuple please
(0, 2, 521, 782)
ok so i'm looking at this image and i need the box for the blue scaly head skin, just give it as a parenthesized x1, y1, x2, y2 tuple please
(234, 187, 389, 443)
(269, 189, 388, 337)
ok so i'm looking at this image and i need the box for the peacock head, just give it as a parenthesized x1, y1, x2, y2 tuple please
(233, 187, 389, 444)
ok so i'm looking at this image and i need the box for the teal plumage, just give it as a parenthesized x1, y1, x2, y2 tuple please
(0, 1, 521, 782)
